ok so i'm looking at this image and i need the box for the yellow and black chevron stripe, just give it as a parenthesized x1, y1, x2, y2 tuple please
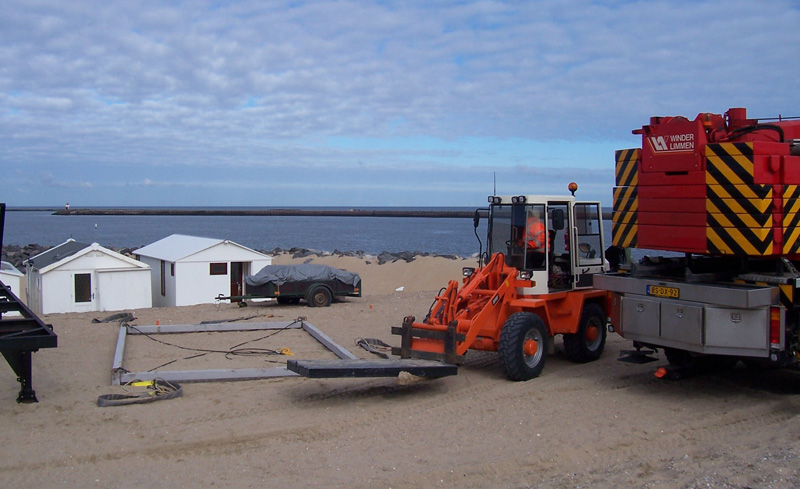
(706, 143, 774, 256)
(615, 149, 639, 187)
(613, 149, 639, 248)
(706, 143, 755, 185)
(780, 284, 795, 309)
(783, 185, 800, 255)
(612, 187, 637, 248)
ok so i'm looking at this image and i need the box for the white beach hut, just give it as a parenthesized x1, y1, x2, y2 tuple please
(24, 239, 152, 315)
(134, 234, 273, 307)
(1, 261, 24, 298)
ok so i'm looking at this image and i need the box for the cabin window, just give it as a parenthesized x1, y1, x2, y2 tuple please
(170, 263, 175, 276)
(74, 273, 92, 303)
(210, 263, 227, 275)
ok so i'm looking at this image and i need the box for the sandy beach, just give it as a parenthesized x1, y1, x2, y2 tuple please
(2, 253, 800, 488)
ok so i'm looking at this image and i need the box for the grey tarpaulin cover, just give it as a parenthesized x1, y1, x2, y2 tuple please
(245, 264, 361, 287)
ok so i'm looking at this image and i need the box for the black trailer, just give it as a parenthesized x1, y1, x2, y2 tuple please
(219, 264, 361, 307)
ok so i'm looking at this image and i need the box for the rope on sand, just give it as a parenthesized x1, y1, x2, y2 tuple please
(97, 379, 182, 407)
(356, 337, 394, 359)
(92, 312, 135, 323)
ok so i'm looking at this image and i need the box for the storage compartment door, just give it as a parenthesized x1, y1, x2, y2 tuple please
(704, 306, 769, 356)
(621, 295, 660, 342)
(660, 301, 703, 347)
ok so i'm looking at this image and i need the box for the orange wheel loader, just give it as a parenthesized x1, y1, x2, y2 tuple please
(391, 189, 609, 380)
(288, 186, 610, 381)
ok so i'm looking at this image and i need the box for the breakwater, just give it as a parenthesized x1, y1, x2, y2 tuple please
(52, 208, 481, 218)
(51, 208, 614, 219)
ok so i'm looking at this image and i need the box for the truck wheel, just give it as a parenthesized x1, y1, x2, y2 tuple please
(307, 287, 332, 307)
(664, 347, 693, 367)
(498, 312, 547, 381)
(666, 349, 737, 371)
(563, 303, 607, 363)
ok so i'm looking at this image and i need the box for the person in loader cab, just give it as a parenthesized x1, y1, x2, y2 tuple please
(523, 211, 547, 268)
(525, 214, 546, 252)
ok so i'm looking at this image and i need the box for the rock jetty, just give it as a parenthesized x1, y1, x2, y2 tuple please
(278, 247, 464, 264)
(2, 245, 469, 272)
(2, 244, 52, 270)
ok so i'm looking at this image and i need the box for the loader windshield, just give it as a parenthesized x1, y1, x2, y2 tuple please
(489, 204, 547, 270)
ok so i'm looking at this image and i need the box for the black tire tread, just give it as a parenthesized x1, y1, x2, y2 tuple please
(498, 312, 547, 381)
(563, 302, 607, 363)
(307, 286, 332, 307)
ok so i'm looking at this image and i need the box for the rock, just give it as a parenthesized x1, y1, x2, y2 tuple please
(377, 252, 396, 265)
(396, 371, 429, 385)
(292, 250, 318, 259)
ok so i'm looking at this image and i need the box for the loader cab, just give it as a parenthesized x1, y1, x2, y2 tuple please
(486, 195, 605, 294)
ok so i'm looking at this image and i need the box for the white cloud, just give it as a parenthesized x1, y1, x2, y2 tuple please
(1, 0, 798, 206)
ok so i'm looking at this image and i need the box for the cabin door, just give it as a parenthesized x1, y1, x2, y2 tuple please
(73, 272, 96, 312)
(230, 262, 244, 301)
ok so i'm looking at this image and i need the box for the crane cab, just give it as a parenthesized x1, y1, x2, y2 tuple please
(486, 195, 606, 295)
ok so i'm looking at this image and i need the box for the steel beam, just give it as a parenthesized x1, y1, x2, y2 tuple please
(111, 319, 354, 385)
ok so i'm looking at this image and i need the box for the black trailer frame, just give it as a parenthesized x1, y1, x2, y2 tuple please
(0, 282, 58, 402)
(0, 202, 58, 402)
(218, 269, 361, 308)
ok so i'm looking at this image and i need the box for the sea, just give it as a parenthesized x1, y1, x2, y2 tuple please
(2, 208, 496, 257)
(3, 207, 644, 261)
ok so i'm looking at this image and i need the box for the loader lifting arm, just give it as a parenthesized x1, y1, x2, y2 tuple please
(392, 253, 529, 362)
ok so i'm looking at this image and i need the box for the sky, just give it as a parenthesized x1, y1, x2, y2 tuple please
(2, 0, 799, 208)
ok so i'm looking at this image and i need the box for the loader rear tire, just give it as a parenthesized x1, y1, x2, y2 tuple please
(563, 303, 607, 363)
(498, 312, 547, 381)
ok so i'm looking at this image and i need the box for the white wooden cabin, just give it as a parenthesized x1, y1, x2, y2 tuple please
(1, 261, 24, 299)
(24, 239, 152, 315)
(134, 234, 272, 307)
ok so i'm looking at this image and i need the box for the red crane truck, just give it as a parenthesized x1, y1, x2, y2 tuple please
(594, 107, 800, 371)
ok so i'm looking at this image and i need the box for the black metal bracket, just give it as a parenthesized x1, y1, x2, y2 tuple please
(0, 282, 58, 402)
(391, 316, 465, 364)
(1, 350, 37, 402)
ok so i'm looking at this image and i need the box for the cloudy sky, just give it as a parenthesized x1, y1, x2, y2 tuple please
(2, 0, 799, 208)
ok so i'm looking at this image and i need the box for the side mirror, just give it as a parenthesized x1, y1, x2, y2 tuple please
(551, 209, 565, 230)
(473, 209, 480, 229)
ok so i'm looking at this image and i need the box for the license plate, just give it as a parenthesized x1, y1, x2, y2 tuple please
(647, 285, 679, 299)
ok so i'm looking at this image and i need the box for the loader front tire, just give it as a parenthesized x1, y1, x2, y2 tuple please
(498, 312, 547, 381)
(563, 303, 607, 363)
